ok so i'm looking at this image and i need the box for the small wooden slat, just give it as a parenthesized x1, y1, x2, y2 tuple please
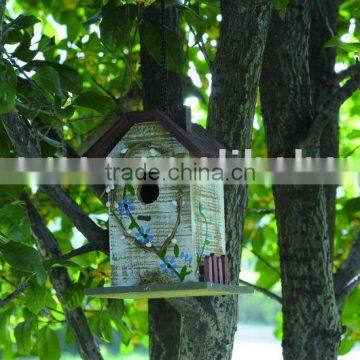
(85, 282, 253, 300)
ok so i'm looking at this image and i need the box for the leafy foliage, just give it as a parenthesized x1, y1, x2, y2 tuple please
(0, 0, 359, 358)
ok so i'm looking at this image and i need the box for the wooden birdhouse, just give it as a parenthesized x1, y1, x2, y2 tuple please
(85, 106, 251, 299)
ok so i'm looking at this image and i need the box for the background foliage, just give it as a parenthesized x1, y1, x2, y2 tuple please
(0, 0, 359, 358)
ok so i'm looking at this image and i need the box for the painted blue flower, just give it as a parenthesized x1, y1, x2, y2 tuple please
(180, 251, 193, 265)
(118, 197, 135, 215)
(160, 257, 181, 275)
(133, 226, 154, 245)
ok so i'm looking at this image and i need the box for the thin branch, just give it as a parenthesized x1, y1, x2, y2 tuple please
(336, 275, 360, 307)
(22, 193, 103, 360)
(336, 63, 360, 82)
(238, 278, 282, 304)
(299, 73, 360, 151)
(40, 185, 108, 252)
(242, 245, 281, 276)
(0, 282, 28, 309)
(52, 242, 104, 263)
(334, 233, 360, 305)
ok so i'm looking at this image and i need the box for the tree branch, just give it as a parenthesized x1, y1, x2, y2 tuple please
(300, 73, 360, 151)
(334, 233, 360, 305)
(53, 242, 104, 263)
(22, 193, 103, 360)
(41, 185, 108, 253)
(336, 275, 360, 307)
(0, 282, 28, 309)
(336, 63, 360, 82)
(238, 278, 282, 304)
(2, 110, 108, 253)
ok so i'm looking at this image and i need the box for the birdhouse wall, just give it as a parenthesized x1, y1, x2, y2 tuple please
(107, 121, 226, 286)
(190, 183, 226, 258)
(108, 122, 194, 286)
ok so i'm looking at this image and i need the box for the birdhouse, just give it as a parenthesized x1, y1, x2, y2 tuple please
(85, 106, 252, 299)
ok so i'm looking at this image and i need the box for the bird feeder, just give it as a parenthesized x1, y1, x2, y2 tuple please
(84, 106, 252, 299)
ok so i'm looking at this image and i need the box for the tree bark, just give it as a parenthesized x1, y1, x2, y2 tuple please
(309, 0, 339, 256)
(140, 4, 182, 358)
(140, 1, 271, 358)
(2, 110, 103, 360)
(260, 1, 342, 359)
(23, 193, 103, 360)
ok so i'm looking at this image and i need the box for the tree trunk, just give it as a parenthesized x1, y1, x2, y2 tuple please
(260, 1, 342, 359)
(140, 1, 271, 358)
(140, 4, 182, 358)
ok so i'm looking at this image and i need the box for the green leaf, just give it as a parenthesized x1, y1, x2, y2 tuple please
(173, 244, 179, 258)
(180, 5, 208, 39)
(325, 37, 360, 53)
(115, 320, 132, 346)
(24, 281, 47, 314)
(343, 197, 360, 216)
(14, 317, 34, 355)
(0, 241, 46, 285)
(0, 203, 31, 243)
(124, 184, 135, 196)
(0, 60, 17, 115)
(4, 15, 40, 33)
(108, 299, 124, 325)
(100, 1, 138, 52)
(62, 283, 84, 311)
(141, 20, 186, 72)
(33, 66, 65, 98)
(158, 248, 167, 260)
(13, 32, 37, 62)
(273, 0, 289, 12)
(179, 266, 190, 281)
(128, 219, 137, 230)
(25, 61, 83, 94)
(101, 312, 113, 343)
(37, 327, 61, 360)
(73, 91, 116, 113)
(338, 335, 355, 355)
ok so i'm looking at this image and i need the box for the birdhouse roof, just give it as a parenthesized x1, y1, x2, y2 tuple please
(82, 107, 225, 158)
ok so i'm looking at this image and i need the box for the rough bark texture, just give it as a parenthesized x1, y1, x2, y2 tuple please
(140, 4, 182, 359)
(2, 110, 103, 360)
(260, 1, 342, 359)
(23, 194, 103, 360)
(140, 1, 271, 359)
(309, 0, 339, 255)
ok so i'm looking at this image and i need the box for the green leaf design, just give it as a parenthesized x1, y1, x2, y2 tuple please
(179, 266, 191, 281)
(124, 184, 136, 196)
(0, 60, 17, 115)
(73, 91, 116, 113)
(128, 219, 137, 230)
(37, 327, 61, 360)
(0, 241, 46, 285)
(174, 244, 180, 258)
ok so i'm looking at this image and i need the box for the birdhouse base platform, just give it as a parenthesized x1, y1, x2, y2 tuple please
(85, 282, 253, 300)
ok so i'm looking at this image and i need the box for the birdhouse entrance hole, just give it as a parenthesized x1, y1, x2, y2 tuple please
(138, 183, 159, 204)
